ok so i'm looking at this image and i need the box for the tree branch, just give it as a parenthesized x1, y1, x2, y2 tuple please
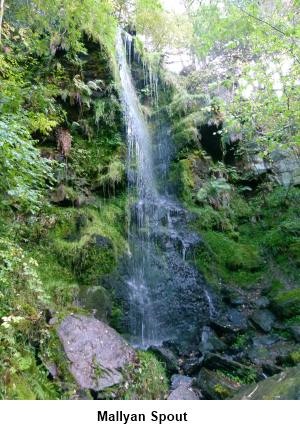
(235, 4, 290, 39)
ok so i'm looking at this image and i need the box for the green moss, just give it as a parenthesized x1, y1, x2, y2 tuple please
(79, 285, 112, 321)
(271, 289, 300, 319)
(195, 231, 263, 287)
(289, 350, 300, 365)
(29, 248, 79, 310)
(49, 197, 127, 284)
(214, 383, 231, 399)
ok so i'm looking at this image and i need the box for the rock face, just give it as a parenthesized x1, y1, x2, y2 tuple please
(248, 149, 300, 186)
(58, 315, 136, 391)
(233, 365, 300, 400)
(270, 149, 300, 186)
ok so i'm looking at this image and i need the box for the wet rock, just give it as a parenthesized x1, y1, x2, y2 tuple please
(221, 288, 246, 307)
(168, 385, 199, 400)
(148, 346, 179, 374)
(250, 310, 276, 333)
(254, 296, 270, 309)
(199, 326, 226, 354)
(58, 315, 136, 391)
(203, 353, 259, 380)
(233, 365, 300, 400)
(247, 336, 297, 371)
(195, 367, 240, 400)
(170, 374, 193, 390)
(211, 309, 248, 334)
(230, 297, 246, 307)
(182, 356, 204, 376)
(289, 325, 300, 343)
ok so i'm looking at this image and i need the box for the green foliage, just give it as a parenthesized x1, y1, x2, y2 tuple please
(196, 178, 231, 205)
(0, 116, 54, 213)
(0, 238, 60, 399)
(289, 350, 300, 365)
(120, 350, 168, 400)
(6, 0, 117, 57)
(0, 238, 46, 318)
(69, 133, 125, 192)
(216, 368, 257, 386)
(164, 0, 300, 164)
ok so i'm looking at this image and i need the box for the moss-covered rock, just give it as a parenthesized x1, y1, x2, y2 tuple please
(79, 285, 112, 321)
(195, 231, 262, 287)
(50, 200, 127, 284)
(233, 365, 300, 400)
(195, 367, 241, 400)
(271, 289, 300, 320)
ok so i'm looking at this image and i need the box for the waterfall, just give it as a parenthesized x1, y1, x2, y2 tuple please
(117, 29, 159, 346)
(116, 29, 214, 348)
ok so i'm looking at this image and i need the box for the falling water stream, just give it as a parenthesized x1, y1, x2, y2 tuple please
(116, 30, 214, 348)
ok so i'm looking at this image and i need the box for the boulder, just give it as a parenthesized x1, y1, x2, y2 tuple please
(271, 289, 300, 319)
(247, 336, 297, 373)
(233, 365, 300, 400)
(203, 353, 259, 380)
(250, 309, 276, 333)
(168, 385, 199, 400)
(58, 315, 136, 391)
(270, 149, 300, 187)
(195, 367, 240, 400)
(170, 374, 193, 390)
(211, 309, 248, 334)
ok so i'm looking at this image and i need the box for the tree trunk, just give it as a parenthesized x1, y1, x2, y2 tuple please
(0, 0, 5, 44)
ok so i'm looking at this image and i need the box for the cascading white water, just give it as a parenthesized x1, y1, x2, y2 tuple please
(116, 29, 214, 348)
(116, 29, 159, 346)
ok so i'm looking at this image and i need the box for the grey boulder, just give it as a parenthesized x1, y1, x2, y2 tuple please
(58, 314, 136, 391)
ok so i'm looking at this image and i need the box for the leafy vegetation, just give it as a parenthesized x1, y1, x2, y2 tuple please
(0, 0, 299, 400)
